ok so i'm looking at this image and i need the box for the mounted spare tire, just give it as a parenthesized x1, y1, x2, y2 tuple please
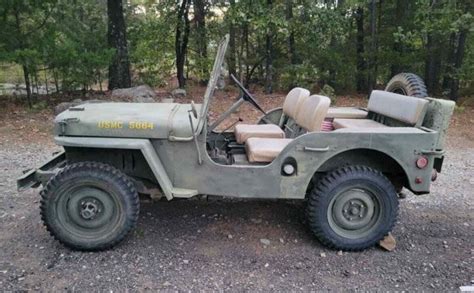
(385, 73, 428, 98)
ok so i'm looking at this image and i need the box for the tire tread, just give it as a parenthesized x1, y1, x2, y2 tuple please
(40, 161, 139, 251)
(306, 166, 399, 251)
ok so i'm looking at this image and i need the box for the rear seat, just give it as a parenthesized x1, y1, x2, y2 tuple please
(327, 107, 368, 119)
(246, 95, 331, 163)
(333, 90, 429, 129)
(234, 87, 310, 144)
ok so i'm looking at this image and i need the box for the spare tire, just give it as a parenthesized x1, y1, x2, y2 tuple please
(385, 73, 428, 98)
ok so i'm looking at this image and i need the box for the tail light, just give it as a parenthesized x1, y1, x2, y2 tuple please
(416, 156, 429, 169)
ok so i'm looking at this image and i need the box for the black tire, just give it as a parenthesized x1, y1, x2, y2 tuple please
(40, 162, 139, 251)
(306, 166, 398, 251)
(385, 72, 428, 98)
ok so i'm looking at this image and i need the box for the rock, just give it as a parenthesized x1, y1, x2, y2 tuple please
(379, 233, 396, 251)
(171, 88, 186, 98)
(260, 238, 270, 246)
(337, 250, 343, 256)
(320, 252, 326, 258)
(183, 260, 189, 264)
(54, 99, 105, 115)
(134, 97, 155, 103)
(227, 234, 233, 239)
(251, 218, 262, 224)
(161, 98, 175, 103)
(111, 85, 156, 102)
(295, 262, 304, 269)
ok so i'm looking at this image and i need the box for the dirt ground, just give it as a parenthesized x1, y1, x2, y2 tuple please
(0, 90, 473, 291)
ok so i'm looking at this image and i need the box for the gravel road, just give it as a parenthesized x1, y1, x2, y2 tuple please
(0, 140, 473, 291)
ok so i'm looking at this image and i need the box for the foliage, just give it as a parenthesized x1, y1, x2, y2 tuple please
(0, 0, 472, 102)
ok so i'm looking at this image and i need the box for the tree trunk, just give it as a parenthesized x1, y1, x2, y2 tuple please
(44, 70, 49, 95)
(450, 28, 468, 101)
(355, 7, 367, 93)
(107, 0, 131, 90)
(228, 0, 237, 79)
(286, 0, 297, 65)
(175, 0, 191, 89)
(373, 0, 382, 86)
(53, 70, 60, 93)
(22, 65, 32, 108)
(390, 0, 407, 76)
(424, 34, 441, 94)
(442, 32, 456, 90)
(424, 0, 443, 94)
(244, 23, 250, 87)
(193, 0, 207, 84)
(264, 0, 274, 94)
(367, 0, 376, 96)
(34, 70, 40, 94)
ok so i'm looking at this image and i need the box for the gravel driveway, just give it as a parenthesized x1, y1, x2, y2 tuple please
(1, 140, 473, 291)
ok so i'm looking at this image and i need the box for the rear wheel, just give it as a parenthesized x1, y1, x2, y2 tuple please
(40, 162, 139, 251)
(385, 73, 428, 98)
(306, 166, 398, 251)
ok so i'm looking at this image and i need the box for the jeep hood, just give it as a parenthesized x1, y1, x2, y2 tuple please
(54, 102, 202, 140)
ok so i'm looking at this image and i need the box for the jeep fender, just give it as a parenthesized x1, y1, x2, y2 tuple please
(275, 130, 438, 197)
(54, 136, 175, 200)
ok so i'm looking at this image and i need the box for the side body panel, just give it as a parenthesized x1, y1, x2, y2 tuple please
(154, 130, 438, 198)
(55, 129, 438, 199)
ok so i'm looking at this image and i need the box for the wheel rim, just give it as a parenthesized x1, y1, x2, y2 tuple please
(392, 87, 407, 95)
(328, 187, 382, 239)
(56, 183, 122, 238)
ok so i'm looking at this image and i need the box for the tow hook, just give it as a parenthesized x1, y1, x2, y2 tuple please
(431, 169, 438, 182)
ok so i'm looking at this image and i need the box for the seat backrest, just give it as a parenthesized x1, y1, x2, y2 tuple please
(295, 94, 331, 132)
(282, 87, 310, 119)
(368, 90, 429, 126)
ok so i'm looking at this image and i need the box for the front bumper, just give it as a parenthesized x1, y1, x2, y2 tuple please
(17, 151, 66, 191)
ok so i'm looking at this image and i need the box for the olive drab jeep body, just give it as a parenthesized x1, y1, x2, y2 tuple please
(18, 36, 455, 251)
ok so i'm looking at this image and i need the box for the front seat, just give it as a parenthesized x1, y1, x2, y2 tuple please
(234, 87, 310, 144)
(245, 95, 331, 163)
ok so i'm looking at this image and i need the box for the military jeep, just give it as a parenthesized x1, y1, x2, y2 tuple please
(18, 36, 455, 251)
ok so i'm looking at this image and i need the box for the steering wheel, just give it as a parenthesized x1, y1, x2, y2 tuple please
(230, 74, 267, 115)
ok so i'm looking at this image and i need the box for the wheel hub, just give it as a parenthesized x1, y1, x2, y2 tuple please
(80, 200, 101, 220)
(330, 188, 379, 236)
(343, 200, 365, 221)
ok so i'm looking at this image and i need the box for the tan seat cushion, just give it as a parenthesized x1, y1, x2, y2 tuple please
(327, 107, 368, 119)
(234, 87, 309, 143)
(333, 119, 387, 129)
(234, 124, 285, 144)
(368, 90, 428, 125)
(295, 95, 331, 132)
(334, 127, 425, 133)
(246, 137, 292, 163)
(282, 87, 311, 118)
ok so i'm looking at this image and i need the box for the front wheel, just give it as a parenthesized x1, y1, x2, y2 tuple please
(306, 166, 399, 251)
(40, 162, 139, 251)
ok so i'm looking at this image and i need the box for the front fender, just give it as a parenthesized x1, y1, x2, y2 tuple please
(54, 136, 175, 200)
